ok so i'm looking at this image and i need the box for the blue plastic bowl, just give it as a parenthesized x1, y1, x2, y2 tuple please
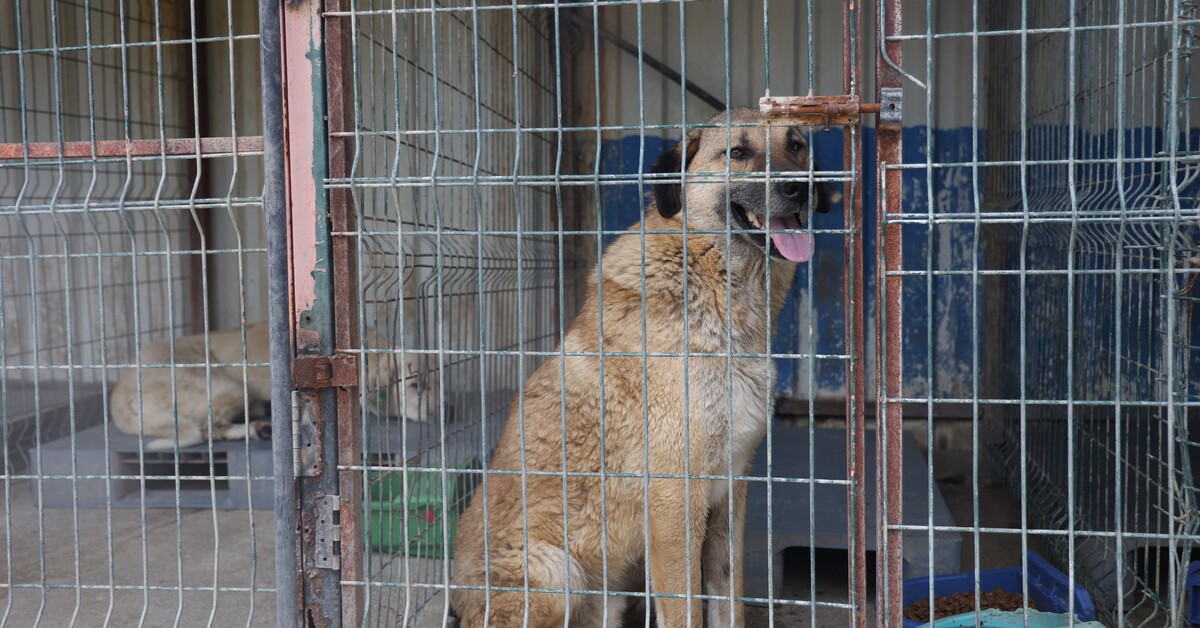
(901, 551, 1096, 628)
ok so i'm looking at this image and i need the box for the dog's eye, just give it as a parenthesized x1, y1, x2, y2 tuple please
(789, 140, 804, 154)
(727, 147, 746, 160)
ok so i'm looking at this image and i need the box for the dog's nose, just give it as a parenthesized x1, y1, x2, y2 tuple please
(777, 181, 808, 201)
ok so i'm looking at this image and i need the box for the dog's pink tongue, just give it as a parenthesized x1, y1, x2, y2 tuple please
(768, 214, 813, 263)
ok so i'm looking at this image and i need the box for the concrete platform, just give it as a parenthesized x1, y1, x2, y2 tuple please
(29, 413, 482, 511)
(30, 423, 276, 511)
(743, 424, 962, 601)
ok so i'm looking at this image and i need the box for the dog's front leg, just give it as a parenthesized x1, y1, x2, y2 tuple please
(702, 477, 747, 628)
(648, 479, 708, 628)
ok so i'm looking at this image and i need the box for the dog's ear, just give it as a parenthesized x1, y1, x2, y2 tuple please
(651, 131, 702, 218)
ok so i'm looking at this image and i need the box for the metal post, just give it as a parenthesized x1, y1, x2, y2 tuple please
(280, 0, 343, 625)
(259, 1, 299, 627)
(842, 1, 868, 625)
(875, 0, 905, 624)
(323, 2, 365, 625)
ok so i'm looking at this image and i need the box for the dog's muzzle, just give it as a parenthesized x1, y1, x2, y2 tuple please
(729, 181, 816, 263)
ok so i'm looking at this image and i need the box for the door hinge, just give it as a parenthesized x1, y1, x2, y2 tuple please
(292, 391, 321, 477)
(293, 353, 359, 389)
(314, 494, 341, 570)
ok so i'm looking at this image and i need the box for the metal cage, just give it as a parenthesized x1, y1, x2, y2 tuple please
(978, 0, 1200, 623)
(1, 0, 271, 625)
(4, 0, 1200, 626)
(346, 4, 573, 622)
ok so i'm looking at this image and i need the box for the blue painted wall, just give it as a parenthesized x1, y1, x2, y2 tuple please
(597, 127, 1200, 402)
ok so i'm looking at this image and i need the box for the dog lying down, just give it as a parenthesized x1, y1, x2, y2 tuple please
(110, 322, 440, 450)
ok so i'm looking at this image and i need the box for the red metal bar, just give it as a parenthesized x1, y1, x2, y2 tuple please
(0, 136, 263, 160)
(842, 2, 869, 626)
(876, 0, 906, 623)
(322, 2, 365, 625)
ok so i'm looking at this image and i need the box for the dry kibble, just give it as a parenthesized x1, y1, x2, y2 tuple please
(903, 588, 1037, 623)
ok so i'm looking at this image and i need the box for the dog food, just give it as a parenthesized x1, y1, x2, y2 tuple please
(904, 588, 1037, 623)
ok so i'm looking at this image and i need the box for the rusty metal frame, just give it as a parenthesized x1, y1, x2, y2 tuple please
(841, 3, 869, 626)
(277, 0, 364, 625)
(322, 1, 365, 625)
(875, 0, 905, 623)
(761, 4, 909, 622)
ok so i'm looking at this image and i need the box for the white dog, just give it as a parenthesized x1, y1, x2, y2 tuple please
(110, 322, 440, 450)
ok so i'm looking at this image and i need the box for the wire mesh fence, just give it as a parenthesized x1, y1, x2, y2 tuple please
(5, 0, 1200, 626)
(315, 1, 870, 626)
(342, 3, 570, 622)
(1, 0, 272, 625)
(878, 0, 1200, 625)
(981, 0, 1200, 621)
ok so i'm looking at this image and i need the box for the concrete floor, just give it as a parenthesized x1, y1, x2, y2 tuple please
(0, 449, 1037, 628)
(931, 449, 1047, 574)
(0, 479, 276, 627)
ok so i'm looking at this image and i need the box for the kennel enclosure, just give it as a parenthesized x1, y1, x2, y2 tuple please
(1, 0, 1199, 627)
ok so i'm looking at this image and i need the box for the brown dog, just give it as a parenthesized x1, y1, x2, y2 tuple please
(450, 108, 829, 627)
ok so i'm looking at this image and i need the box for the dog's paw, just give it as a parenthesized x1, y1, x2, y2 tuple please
(251, 420, 272, 440)
(145, 437, 181, 451)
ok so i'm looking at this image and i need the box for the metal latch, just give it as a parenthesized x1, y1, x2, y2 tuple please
(313, 494, 341, 570)
(293, 354, 359, 389)
(758, 93, 898, 129)
(760, 95, 875, 128)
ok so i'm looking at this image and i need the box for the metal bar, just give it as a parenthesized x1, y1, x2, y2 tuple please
(0, 136, 264, 160)
(875, 0, 904, 622)
(842, 0, 867, 624)
(322, 1, 366, 625)
(261, 0, 299, 625)
(187, 210, 212, 335)
(280, 0, 341, 626)
(188, 0, 214, 337)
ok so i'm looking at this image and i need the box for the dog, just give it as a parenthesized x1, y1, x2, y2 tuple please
(110, 322, 441, 450)
(449, 108, 831, 628)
